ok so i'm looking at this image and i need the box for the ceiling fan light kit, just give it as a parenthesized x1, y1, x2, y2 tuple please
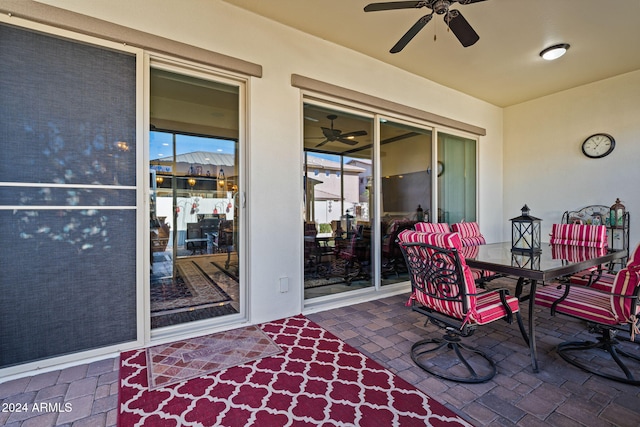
(364, 0, 486, 52)
(540, 43, 570, 61)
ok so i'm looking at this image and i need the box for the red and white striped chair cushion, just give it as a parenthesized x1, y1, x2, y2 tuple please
(549, 223, 608, 248)
(473, 291, 520, 325)
(451, 222, 487, 247)
(569, 271, 615, 292)
(398, 230, 518, 326)
(536, 266, 640, 326)
(610, 266, 640, 321)
(626, 242, 640, 268)
(535, 284, 620, 325)
(414, 222, 451, 233)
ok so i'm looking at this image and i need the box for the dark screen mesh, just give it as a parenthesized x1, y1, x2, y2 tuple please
(0, 24, 137, 368)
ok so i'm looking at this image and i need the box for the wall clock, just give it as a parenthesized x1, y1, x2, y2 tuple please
(581, 133, 615, 158)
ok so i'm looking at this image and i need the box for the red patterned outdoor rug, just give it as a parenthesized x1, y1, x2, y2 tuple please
(146, 325, 282, 390)
(119, 315, 473, 426)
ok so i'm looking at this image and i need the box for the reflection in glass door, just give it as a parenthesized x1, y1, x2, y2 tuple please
(379, 120, 433, 285)
(438, 132, 477, 224)
(303, 104, 373, 299)
(149, 67, 240, 328)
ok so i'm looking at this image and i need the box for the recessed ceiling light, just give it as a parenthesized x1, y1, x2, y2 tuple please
(540, 43, 570, 61)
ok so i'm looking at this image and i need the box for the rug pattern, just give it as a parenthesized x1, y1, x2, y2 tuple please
(150, 260, 232, 314)
(146, 325, 282, 390)
(119, 315, 473, 426)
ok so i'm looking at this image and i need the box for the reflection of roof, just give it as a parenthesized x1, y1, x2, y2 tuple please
(152, 151, 234, 166)
(314, 189, 341, 200)
(347, 159, 371, 166)
(307, 155, 364, 173)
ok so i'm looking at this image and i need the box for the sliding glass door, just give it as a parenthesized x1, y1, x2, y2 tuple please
(380, 120, 433, 285)
(149, 67, 241, 328)
(438, 132, 477, 224)
(302, 102, 477, 301)
(303, 104, 374, 299)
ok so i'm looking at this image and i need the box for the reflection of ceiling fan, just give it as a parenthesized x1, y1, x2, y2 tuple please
(364, 0, 486, 52)
(314, 114, 368, 148)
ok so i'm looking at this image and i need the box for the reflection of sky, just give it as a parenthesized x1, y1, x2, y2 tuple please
(308, 152, 355, 162)
(150, 131, 235, 159)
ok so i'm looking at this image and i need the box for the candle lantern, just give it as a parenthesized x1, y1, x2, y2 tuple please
(511, 205, 542, 253)
(609, 198, 625, 228)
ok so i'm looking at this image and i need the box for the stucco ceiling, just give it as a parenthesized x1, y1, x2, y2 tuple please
(222, 0, 640, 107)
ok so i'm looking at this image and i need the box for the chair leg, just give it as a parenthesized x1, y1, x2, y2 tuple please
(411, 330, 496, 383)
(557, 327, 640, 386)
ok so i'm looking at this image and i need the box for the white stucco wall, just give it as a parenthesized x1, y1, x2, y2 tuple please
(39, 0, 505, 324)
(504, 70, 640, 247)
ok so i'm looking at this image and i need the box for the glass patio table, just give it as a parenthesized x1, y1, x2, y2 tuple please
(464, 242, 628, 373)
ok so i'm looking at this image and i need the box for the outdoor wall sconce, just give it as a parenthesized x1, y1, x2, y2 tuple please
(217, 168, 225, 188)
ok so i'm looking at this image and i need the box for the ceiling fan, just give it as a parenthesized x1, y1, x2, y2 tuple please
(364, 0, 486, 52)
(313, 115, 368, 148)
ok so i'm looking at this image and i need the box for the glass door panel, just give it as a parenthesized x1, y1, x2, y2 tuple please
(380, 120, 433, 285)
(149, 67, 240, 328)
(437, 132, 477, 224)
(303, 104, 373, 299)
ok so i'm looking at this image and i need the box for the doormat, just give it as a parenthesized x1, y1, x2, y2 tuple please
(145, 324, 282, 390)
(119, 315, 474, 426)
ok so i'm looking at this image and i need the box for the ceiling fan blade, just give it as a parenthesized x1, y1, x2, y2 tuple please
(315, 139, 330, 148)
(364, 1, 425, 12)
(339, 130, 368, 138)
(457, 0, 487, 4)
(390, 14, 433, 53)
(445, 10, 479, 47)
(337, 138, 359, 146)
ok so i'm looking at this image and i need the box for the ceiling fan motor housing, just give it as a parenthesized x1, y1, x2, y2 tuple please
(433, 0, 451, 14)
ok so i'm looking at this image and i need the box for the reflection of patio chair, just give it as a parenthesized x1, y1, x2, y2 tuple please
(398, 230, 528, 383)
(334, 231, 370, 284)
(304, 222, 317, 272)
(218, 220, 234, 269)
(381, 219, 416, 277)
(185, 222, 206, 254)
(535, 265, 640, 385)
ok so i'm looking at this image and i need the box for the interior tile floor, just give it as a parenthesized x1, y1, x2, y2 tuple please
(1, 293, 639, 426)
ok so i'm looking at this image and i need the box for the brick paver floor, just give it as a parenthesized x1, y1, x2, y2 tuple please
(1, 290, 639, 426)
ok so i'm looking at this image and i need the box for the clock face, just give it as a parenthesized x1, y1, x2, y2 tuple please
(582, 133, 615, 158)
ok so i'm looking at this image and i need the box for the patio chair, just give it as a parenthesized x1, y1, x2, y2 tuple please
(449, 222, 499, 285)
(414, 222, 451, 233)
(549, 223, 608, 285)
(397, 229, 529, 383)
(451, 221, 487, 247)
(535, 265, 640, 385)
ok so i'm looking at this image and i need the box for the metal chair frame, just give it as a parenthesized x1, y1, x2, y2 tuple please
(400, 241, 528, 383)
